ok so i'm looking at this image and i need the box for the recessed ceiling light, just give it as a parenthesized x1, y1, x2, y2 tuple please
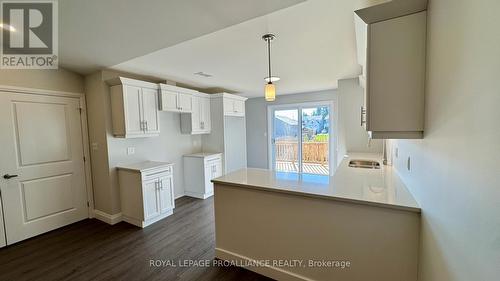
(264, 76, 280, 83)
(194, 71, 213, 78)
(0, 23, 16, 32)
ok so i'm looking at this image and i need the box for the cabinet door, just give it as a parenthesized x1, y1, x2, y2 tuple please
(200, 97, 211, 132)
(368, 12, 426, 132)
(178, 93, 192, 112)
(223, 98, 234, 115)
(191, 96, 201, 132)
(160, 90, 179, 112)
(124, 85, 144, 135)
(141, 88, 160, 134)
(204, 164, 215, 195)
(205, 159, 222, 195)
(143, 180, 161, 220)
(159, 176, 174, 213)
(233, 99, 245, 116)
(214, 160, 223, 178)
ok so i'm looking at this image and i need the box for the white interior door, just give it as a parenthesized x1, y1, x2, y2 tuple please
(0, 198, 5, 247)
(0, 92, 88, 245)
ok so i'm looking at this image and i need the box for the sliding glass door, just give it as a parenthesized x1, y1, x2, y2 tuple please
(269, 102, 333, 175)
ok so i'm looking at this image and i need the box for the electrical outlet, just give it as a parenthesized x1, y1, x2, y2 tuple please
(91, 142, 98, 151)
(127, 147, 135, 155)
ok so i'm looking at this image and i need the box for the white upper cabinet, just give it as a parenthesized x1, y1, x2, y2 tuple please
(141, 87, 160, 134)
(159, 84, 195, 113)
(108, 77, 160, 138)
(222, 94, 246, 117)
(180, 93, 212, 134)
(355, 1, 427, 139)
(201, 96, 211, 132)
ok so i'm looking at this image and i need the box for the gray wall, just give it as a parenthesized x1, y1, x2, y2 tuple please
(85, 70, 202, 215)
(245, 85, 381, 170)
(390, 0, 500, 280)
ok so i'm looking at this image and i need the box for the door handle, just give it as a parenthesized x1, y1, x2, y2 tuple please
(3, 174, 18, 179)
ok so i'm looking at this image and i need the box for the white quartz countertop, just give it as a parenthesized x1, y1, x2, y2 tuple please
(183, 152, 222, 158)
(212, 153, 420, 213)
(116, 161, 173, 173)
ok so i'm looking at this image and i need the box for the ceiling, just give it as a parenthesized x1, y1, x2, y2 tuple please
(59, 0, 386, 97)
(58, 0, 304, 73)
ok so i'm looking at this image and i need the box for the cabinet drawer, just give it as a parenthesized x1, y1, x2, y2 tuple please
(143, 168, 172, 181)
(205, 157, 222, 166)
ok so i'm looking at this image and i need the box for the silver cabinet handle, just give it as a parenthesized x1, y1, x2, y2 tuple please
(360, 106, 366, 126)
(145, 120, 148, 131)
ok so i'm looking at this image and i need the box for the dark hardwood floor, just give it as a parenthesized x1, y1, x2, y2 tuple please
(0, 197, 273, 281)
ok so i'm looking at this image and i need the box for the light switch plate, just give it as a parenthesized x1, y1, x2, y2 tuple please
(127, 147, 135, 155)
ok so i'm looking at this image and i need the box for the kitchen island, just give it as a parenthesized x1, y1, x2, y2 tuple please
(212, 154, 420, 281)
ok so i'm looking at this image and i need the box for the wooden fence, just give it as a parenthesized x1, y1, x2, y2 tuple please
(275, 141, 328, 164)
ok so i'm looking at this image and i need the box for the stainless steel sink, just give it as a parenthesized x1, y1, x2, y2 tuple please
(348, 159, 381, 169)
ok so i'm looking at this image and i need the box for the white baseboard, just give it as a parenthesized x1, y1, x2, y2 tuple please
(93, 209, 122, 225)
(215, 248, 311, 281)
(184, 191, 213, 199)
(175, 192, 185, 199)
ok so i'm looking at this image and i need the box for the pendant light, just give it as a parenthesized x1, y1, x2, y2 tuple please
(262, 33, 276, 101)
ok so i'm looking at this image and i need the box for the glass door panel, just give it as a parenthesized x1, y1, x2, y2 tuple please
(270, 103, 333, 175)
(301, 106, 330, 175)
(272, 109, 299, 173)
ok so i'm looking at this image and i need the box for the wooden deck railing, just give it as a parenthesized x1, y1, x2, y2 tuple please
(275, 141, 328, 164)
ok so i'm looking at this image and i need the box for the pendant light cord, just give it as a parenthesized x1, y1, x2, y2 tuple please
(267, 38, 272, 82)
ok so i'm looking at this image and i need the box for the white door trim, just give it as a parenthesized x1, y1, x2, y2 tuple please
(267, 100, 337, 175)
(0, 84, 95, 218)
(0, 85, 83, 98)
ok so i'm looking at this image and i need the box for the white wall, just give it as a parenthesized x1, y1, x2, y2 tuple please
(85, 70, 203, 215)
(390, 0, 500, 280)
(245, 80, 382, 170)
(0, 68, 84, 93)
(338, 78, 383, 154)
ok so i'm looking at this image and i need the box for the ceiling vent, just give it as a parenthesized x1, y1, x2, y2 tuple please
(194, 71, 213, 78)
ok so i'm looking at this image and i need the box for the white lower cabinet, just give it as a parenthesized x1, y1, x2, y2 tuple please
(183, 153, 222, 199)
(117, 162, 175, 228)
